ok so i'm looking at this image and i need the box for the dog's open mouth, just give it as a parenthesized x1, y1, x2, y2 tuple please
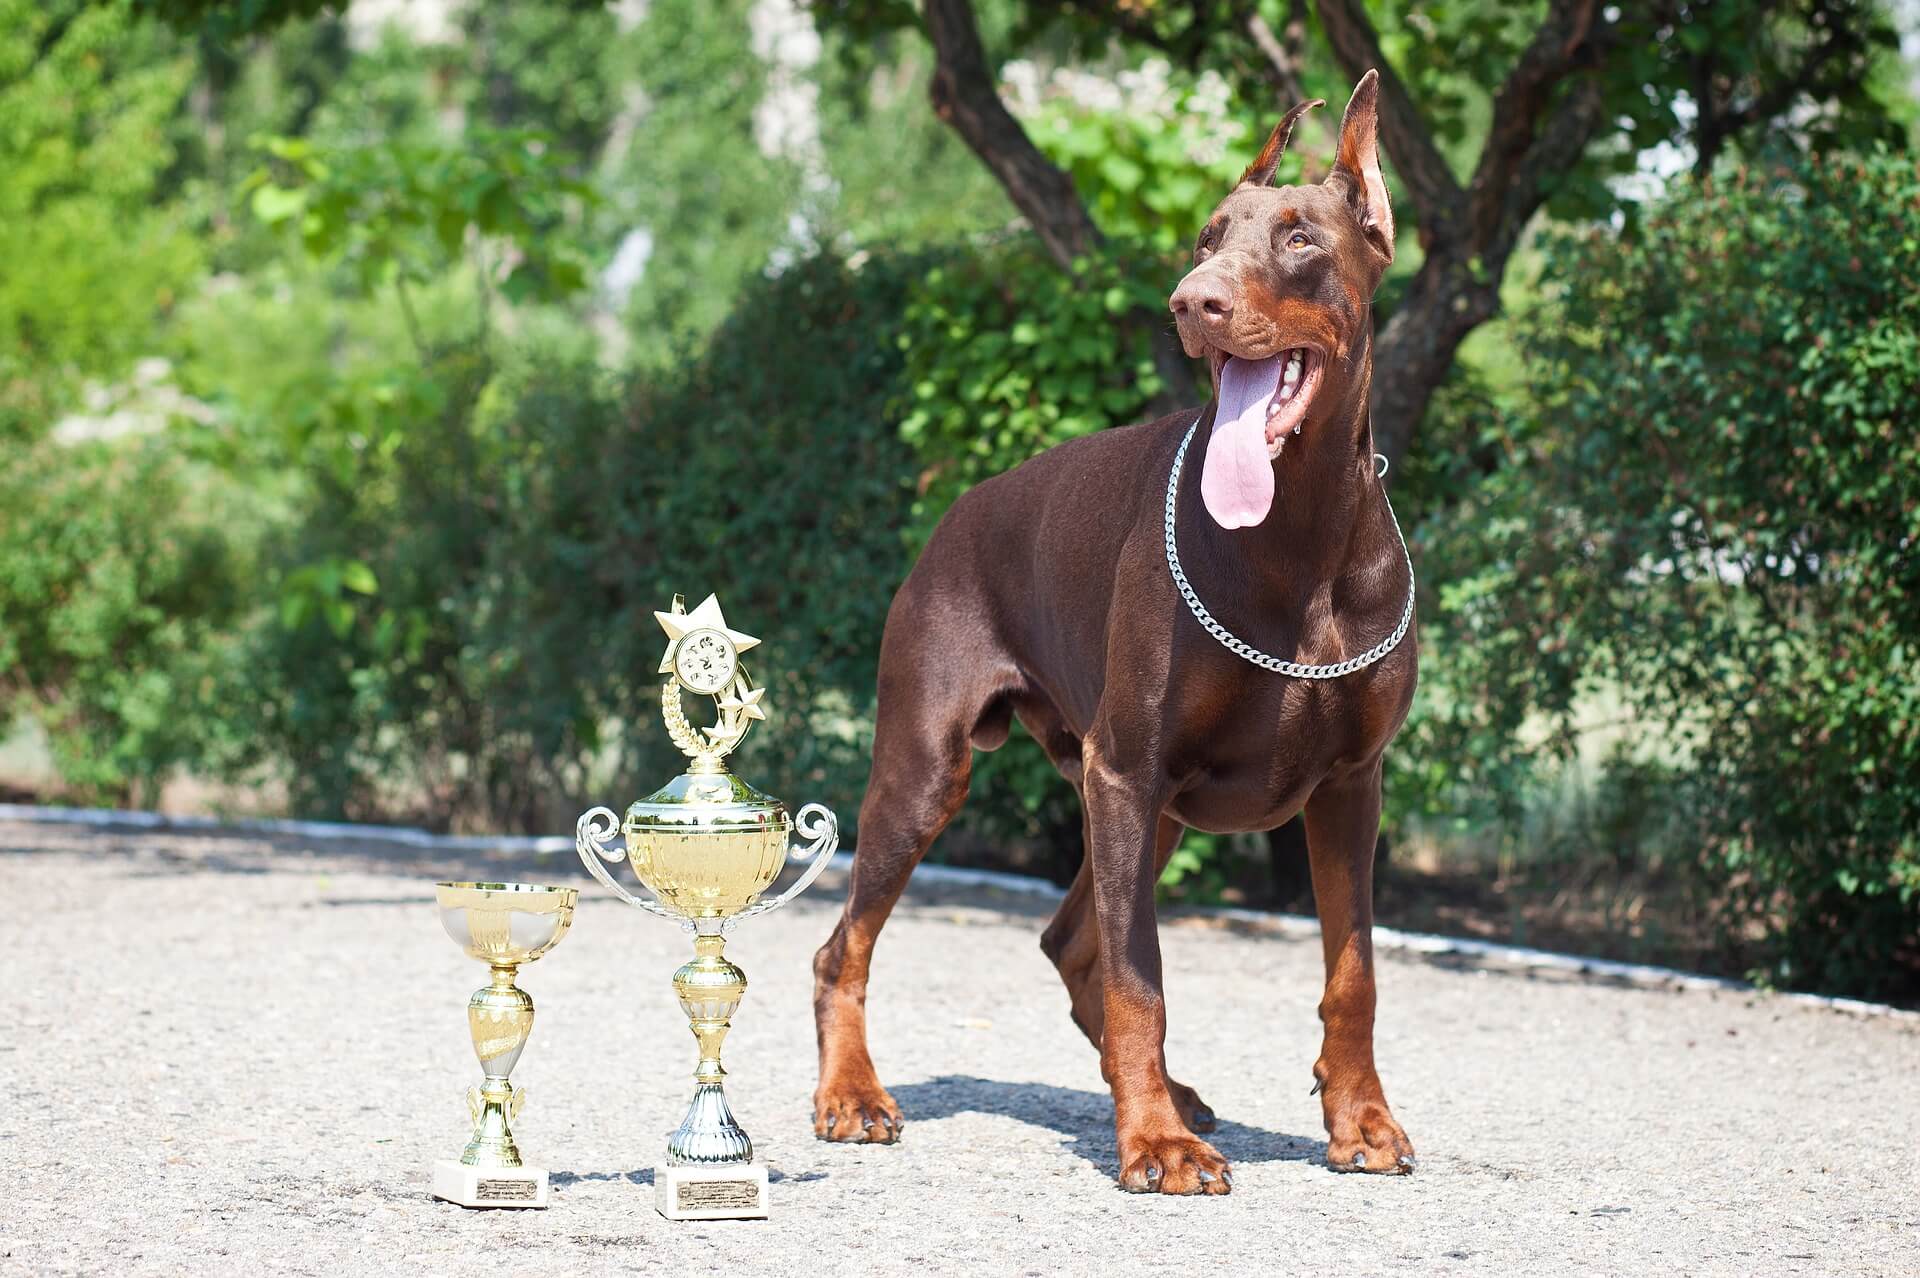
(1200, 348, 1323, 528)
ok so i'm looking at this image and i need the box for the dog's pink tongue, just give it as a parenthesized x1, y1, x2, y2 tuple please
(1200, 354, 1282, 528)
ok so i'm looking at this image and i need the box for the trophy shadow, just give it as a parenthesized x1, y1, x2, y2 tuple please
(888, 1075, 1328, 1173)
(549, 1168, 827, 1188)
(550, 1168, 656, 1188)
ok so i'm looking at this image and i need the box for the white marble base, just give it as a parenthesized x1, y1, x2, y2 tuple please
(431, 1158, 549, 1208)
(654, 1162, 769, 1220)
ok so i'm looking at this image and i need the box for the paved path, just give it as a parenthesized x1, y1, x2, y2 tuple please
(4, 819, 1916, 1276)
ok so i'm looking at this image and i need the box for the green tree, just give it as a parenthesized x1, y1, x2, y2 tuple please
(0, 1, 201, 437)
(817, 0, 1905, 463)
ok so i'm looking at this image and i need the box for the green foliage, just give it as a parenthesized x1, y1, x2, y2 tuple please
(1014, 59, 1265, 250)
(606, 0, 800, 365)
(126, 0, 338, 43)
(244, 128, 592, 317)
(1418, 152, 1920, 996)
(898, 240, 1169, 537)
(816, 0, 1905, 235)
(212, 254, 923, 831)
(813, 36, 1015, 248)
(0, 0, 201, 437)
(0, 441, 252, 801)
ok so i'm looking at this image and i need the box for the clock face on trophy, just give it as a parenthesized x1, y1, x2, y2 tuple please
(673, 628, 737, 695)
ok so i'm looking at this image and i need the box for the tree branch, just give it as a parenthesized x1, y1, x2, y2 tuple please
(920, 0, 1196, 410)
(1026, 1, 1193, 63)
(1311, 0, 1465, 240)
(1720, 24, 1863, 136)
(923, 0, 1101, 270)
(1246, 9, 1341, 169)
(1464, 0, 1600, 247)
(1486, 73, 1608, 264)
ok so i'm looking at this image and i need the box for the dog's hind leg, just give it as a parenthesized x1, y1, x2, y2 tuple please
(811, 596, 1011, 1145)
(1040, 813, 1218, 1132)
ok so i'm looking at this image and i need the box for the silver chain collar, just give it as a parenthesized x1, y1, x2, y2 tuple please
(1164, 419, 1415, 679)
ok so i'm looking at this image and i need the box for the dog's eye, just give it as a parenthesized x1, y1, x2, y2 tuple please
(1194, 233, 1214, 262)
(1286, 231, 1312, 250)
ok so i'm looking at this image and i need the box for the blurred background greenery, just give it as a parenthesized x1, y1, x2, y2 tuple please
(2, 0, 1916, 1000)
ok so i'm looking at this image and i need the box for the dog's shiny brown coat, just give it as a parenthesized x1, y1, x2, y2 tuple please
(812, 72, 1416, 1193)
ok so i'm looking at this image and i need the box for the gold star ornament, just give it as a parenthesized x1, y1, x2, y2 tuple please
(654, 594, 762, 695)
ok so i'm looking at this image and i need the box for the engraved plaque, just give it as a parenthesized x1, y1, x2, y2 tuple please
(476, 1178, 539, 1202)
(676, 1179, 761, 1212)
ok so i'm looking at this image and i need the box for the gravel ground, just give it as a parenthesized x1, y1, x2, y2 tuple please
(4, 818, 1917, 1277)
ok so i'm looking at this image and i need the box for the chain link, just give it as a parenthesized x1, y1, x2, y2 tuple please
(1165, 420, 1415, 679)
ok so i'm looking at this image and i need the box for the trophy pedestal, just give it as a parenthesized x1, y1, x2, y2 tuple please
(655, 1163, 769, 1220)
(432, 1158, 550, 1209)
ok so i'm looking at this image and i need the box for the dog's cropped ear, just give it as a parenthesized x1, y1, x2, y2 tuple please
(1239, 97, 1325, 188)
(1329, 69, 1394, 264)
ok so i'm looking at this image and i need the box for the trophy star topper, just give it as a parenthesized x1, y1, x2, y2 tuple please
(654, 594, 768, 765)
(654, 593, 761, 676)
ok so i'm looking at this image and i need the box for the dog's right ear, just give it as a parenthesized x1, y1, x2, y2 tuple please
(1329, 69, 1395, 264)
(1238, 97, 1325, 188)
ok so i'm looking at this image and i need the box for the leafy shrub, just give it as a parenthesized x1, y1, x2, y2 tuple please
(213, 252, 925, 833)
(1417, 152, 1920, 997)
(0, 2, 201, 439)
(0, 441, 252, 802)
(897, 239, 1170, 541)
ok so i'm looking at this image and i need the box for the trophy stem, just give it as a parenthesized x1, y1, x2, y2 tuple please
(667, 930, 754, 1164)
(461, 965, 535, 1169)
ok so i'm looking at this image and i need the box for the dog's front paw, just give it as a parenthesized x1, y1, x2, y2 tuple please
(1325, 1098, 1415, 1174)
(1117, 1125, 1231, 1195)
(813, 1075, 904, 1144)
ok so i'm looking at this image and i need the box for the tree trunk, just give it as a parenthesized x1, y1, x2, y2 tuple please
(1369, 252, 1501, 467)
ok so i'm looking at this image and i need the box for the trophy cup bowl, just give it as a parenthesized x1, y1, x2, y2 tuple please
(623, 770, 791, 918)
(430, 881, 577, 1209)
(576, 593, 839, 1220)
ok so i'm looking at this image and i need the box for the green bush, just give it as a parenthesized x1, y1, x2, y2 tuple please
(0, 2, 201, 439)
(212, 252, 925, 833)
(1416, 152, 1920, 997)
(0, 441, 253, 802)
(898, 239, 1169, 540)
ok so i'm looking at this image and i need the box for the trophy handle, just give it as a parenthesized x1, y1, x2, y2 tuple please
(723, 802, 838, 932)
(575, 806, 692, 930)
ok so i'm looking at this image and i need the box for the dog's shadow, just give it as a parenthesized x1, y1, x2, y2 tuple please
(889, 1075, 1327, 1173)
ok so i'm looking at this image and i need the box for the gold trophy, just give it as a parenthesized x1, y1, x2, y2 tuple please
(575, 594, 838, 1220)
(431, 881, 578, 1208)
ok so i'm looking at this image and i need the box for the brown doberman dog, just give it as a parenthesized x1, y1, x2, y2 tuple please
(812, 70, 1417, 1195)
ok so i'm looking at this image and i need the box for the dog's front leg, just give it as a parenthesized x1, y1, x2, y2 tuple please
(1303, 760, 1416, 1173)
(1084, 755, 1231, 1195)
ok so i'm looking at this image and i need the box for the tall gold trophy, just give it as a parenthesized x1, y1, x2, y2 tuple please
(575, 594, 838, 1220)
(431, 881, 577, 1208)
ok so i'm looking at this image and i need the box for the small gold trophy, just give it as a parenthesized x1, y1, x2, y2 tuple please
(431, 881, 578, 1208)
(576, 593, 838, 1220)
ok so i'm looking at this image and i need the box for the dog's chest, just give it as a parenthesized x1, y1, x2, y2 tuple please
(1163, 679, 1347, 832)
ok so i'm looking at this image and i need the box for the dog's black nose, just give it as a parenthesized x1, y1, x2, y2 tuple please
(1169, 275, 1234, 323)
